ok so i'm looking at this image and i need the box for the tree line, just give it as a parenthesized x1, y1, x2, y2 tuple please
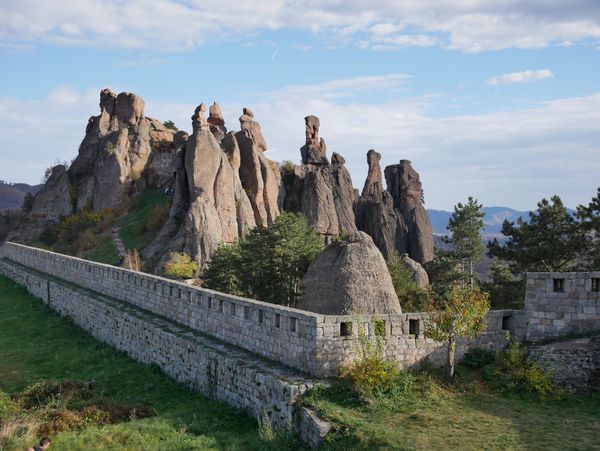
(423, 188, 600, 309)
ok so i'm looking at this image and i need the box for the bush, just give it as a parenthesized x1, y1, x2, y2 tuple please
(0, 389, 19, 422)
(164, 252, 198, 279)
(338, 315, 400, 398)
(482, 339, 560, 398)
(461, 347, 496, 369)
(40, 209, 116, 257)
(387, 253, 430, 312)
(123, 249, 142, 272)
(143, 204, 170, 232)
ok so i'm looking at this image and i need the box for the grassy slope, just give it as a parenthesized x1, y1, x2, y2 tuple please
(118, 190, 170, 251)
(0, 277, 300, 451)
(305, 370, 600, 450)
(83, 234, 120, 265)
(2, 274, 599, 450)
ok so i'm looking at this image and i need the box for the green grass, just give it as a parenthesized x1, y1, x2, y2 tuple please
(83, 234, 119, 265)
(3, 275, 599, 451)
(304, 369, 600, 450)
(0, 277, 301, 450)
(118, 190, 170, 251)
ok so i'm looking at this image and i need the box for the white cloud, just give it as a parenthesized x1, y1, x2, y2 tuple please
(487, 69, 554, 85)
(1, 78, 598, 210)
(1, 1, 600, 52)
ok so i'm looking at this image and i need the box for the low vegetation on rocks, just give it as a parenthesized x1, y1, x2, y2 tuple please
(164, 252, 198, 279)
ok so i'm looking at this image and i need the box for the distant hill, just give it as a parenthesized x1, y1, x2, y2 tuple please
(0, 181, 42, 211)
(428, 206, 529, 239)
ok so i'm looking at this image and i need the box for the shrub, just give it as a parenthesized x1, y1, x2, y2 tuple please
(123, 249, 142, 272)
(143, 204, 170, 233)
(461, 347, 496, 369)
(163, 120, 178, 131)
(387, 253, 430, 312)
(164, 252, 198, 279)
(0, 389, 19, 422)
(482, 339, 560, 398)
(338, 315, 400, 398)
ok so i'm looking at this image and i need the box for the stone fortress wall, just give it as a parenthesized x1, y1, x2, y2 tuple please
(524, 271, 600, 341)
(1, 242, 599, 443)
(0, 242, 523, 377)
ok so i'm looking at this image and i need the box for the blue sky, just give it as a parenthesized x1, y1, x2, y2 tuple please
(1, 1, 599, 210)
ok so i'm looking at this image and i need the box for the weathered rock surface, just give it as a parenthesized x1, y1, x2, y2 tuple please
(401, 254, 430, 288)
(300, 115, 328, 165)
(355, 150, 407, 260)
(145, 104, 284, 272)
(235, 109, 280, 226)
(7, 165, 74, 243)
(281, 116, 357, 237)
(384, 160, 435, 264)
(298, 232, 401, 315)
(69, 89, 176, 211)
(239, 107, 267, 152)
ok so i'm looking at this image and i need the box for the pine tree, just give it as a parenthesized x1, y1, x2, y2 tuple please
(488, 195, 584, 273)
(445, 196, 485, 288)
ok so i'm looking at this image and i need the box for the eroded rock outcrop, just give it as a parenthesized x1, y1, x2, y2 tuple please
(401, 254, 430, 288)
(355, 150, 407, 260)
(8, 165, 74, 243)
(69, 89, 176, 211)
(282, 116, 357, 237)
(145, 104, 281, 272)
(235, 109, 280, 226)
(385, 160, 434, 264)
(297, 232, 401, 315)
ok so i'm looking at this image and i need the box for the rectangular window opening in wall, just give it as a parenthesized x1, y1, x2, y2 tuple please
(340, 321, 352, 337)
(373, 319, 386, 337)
(244, 306, 250, 320)
(258, 309, 264, 324)
(230, 303, 236, 316)
(178, 288, 182, 298)
(502, 315, 513, 331)
(592, 278, 600, 292)
(553, 278, 564, 292)
(218, 299, 224, 313)
(207, 296, 212, 309)
(275, 313, 281, 328)
(290, 317, 297, 332)
(409, 319, 420, 336)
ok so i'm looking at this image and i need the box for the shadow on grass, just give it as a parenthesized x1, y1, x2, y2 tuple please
(0, 277, 304, 451)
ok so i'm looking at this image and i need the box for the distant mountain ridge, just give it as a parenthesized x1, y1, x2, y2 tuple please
(428, 206, 529, 238)
(0, 181, 42, 211)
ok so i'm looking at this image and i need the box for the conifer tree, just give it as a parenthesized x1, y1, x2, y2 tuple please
(488, 195, 584, 273)
(445, 196, 485, 288)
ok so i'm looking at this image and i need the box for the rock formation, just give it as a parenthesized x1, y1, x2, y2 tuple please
(144, 104, 280, 272)
(281, 116, 357, 237)
(69, 89, 177, 211)
(235, 109, 280, 226)
(355, 150, 407, 260)
(401, 254, 430, 288)
(8, 165, 74, 242)
(297, 232, 401, 315)
(385, 160, 435, 264)
(10, 89, 435, 283)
